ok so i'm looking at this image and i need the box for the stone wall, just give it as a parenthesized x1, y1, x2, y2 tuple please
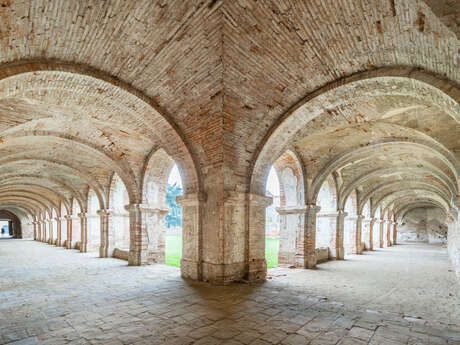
(398, 208, 447, 244)
(448, 219, 460, 281)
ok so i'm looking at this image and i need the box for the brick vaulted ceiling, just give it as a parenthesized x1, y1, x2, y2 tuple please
(0, 0, 458, 220)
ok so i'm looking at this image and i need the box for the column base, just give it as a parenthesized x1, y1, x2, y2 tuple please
(202, 261, 248, 284)
(305, 253, 317, 269)
(336, 247, 345, 260)
(181, 258, 201, 281)
(80, 242, 88, 253)
(246, 259, 266, 282)
(99, 245, 108, 258)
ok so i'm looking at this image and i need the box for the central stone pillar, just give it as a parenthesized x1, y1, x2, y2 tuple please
(55, 217, 62, 246)
(125, 203, 150, 266)
(78, 213, 88, 252)
(379, 219, 384, 248)
(97, 209, 112, 258)
(177, 193, 204, 281)
(354, 215, 364, 254)
(393, 222, 397, 245)
(64, 215, 73, 249)
(331, 211, 347, 260)
(247, 193, 273, 281)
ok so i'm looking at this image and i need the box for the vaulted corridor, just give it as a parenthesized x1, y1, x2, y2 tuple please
(1, 239, 458, 345)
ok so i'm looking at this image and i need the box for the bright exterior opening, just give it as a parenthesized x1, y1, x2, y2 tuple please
(165, 164, 183, 267)
(0, 220, 10, 238)
(266, 166, 280, 268)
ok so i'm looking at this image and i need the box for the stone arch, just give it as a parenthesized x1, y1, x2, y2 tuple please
(271, 150, 306, 267)
(0, 209, 22, 238)
(0, 61, 201, 199)
(108, 173, 130, 256)
(249, 67, 460, 199)
(316, 175, 339, 252)
(71, 198, 82, 249)
(86, 189, 101, 252)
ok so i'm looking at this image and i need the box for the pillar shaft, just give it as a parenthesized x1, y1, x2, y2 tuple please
(331, 211, 347, 260)
(177, 193, 205, 281)
(98, 210, 111, 258)
(42, 221, 47, 243)
(354, 215, 364, 254)
(386, 221, 392, 247)
(368, 219, 375, 251)
(48, 220, 54, 245)
(78, 213, 88, 252)
(379, 220, 384, 248)
(55, 218, 62, 246)
(247, 193, 272, 281)
(37, 222, 41, 241)
(304, 205, 321, 268)
(65, 215, 73, 249)
(393, 222, 397, 245)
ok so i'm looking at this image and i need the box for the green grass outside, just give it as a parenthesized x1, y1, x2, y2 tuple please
(165, 235, 182, 267)
(165, 235, 280, 269)
(265, 238, 280, 268)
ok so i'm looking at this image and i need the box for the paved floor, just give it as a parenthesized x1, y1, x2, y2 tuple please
(1, 240, 459, 345)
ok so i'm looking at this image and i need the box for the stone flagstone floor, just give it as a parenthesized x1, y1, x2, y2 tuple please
(1, 239, 459, 345)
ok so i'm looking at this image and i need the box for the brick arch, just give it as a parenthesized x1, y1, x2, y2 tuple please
(0, 209, 22, 238)
(249, 67, 460, 196)
(0, 60, 201, 198)
(312, 139, 460, 205)
(272, 150, 305, 208)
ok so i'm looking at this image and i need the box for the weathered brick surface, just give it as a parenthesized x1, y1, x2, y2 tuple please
(0, 0, 458, 282)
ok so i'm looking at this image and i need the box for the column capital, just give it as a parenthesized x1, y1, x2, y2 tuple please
(276, 206, 305, 215)
(77, 212, 88, 218)
(453, 196, 460, 209)
(64, 214, 73, 220)
(124, 203, 169, 214)
(176, 192, 206, 206)
(357, 214, 365, 220)
(337, 210, 348, 218)
(248, 193, 273, 207)
(97, 209, 113, 216)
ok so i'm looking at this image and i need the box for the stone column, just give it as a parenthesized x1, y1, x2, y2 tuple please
(32, 221, 37, 240)
(98, 209, 112, 258)
(65, 215, 73, 249)
(177, 193, 204, 281)
(36, 221, 41, 241)
(386, 220, 392, 247)
(42, 221, 47, 243)
(304, 204, 321, 268)
(331, 211, 347, 260)
(276, 206, 306, 267)
(367, 218, 376, 251)
(47, 219, 53, 244)
(379, 219, 384, 248)
(78, 213, 88, 253)
(125, 203, 149, 266)
(54, 217, 62, 246)
(354, 215, 364, 254)
(247, 193, 273, 281)
(393, 222, 397, 245)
